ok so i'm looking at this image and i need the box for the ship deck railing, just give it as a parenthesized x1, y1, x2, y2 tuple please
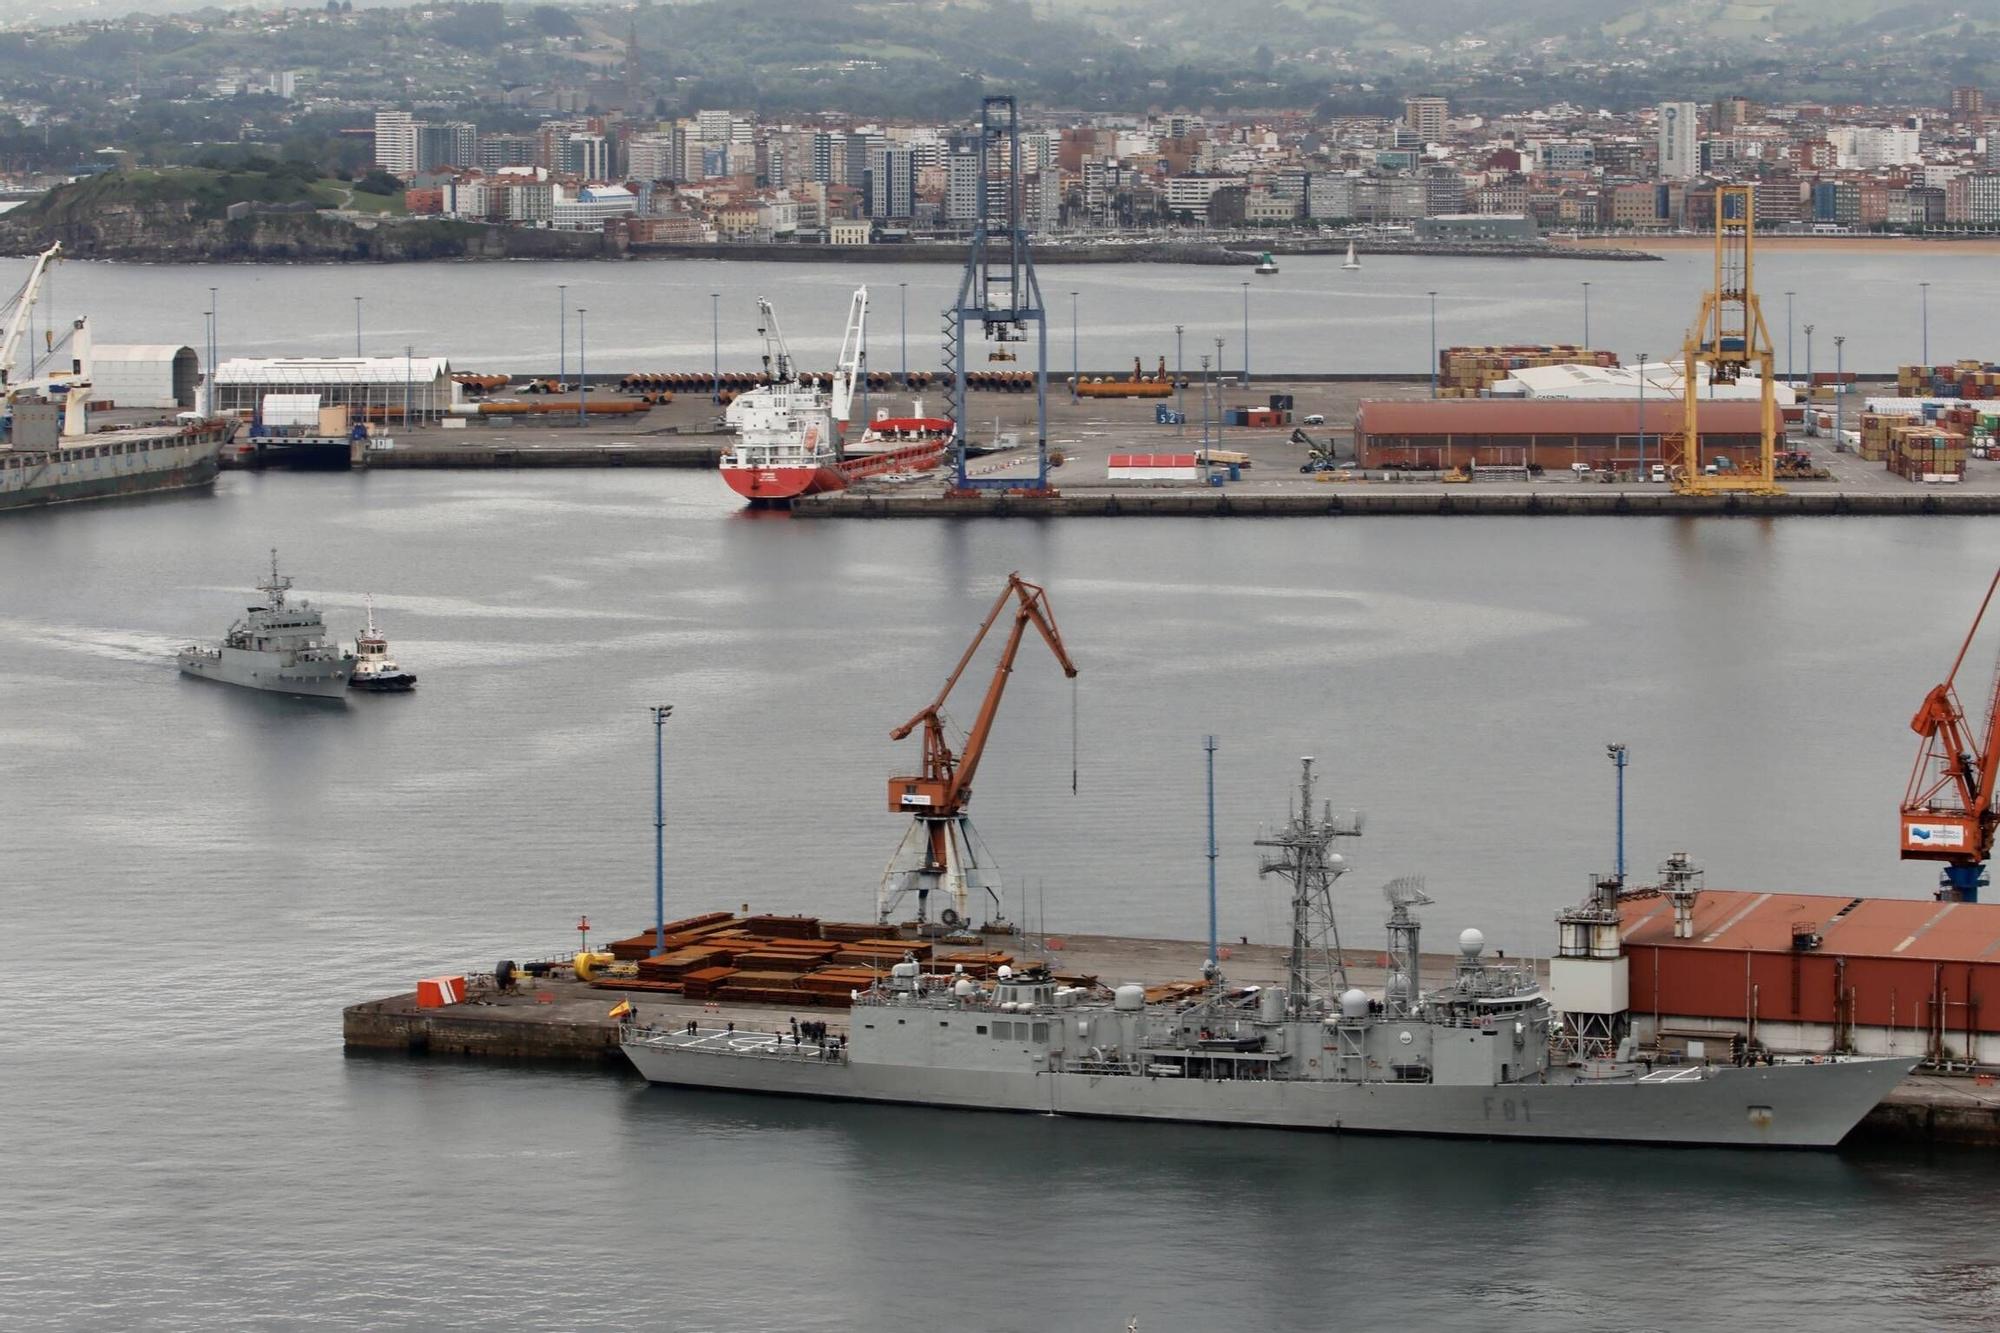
(624, 1024, 849, 1064)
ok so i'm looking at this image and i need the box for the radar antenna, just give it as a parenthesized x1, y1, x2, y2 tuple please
(1381, 876, 1433, 1018)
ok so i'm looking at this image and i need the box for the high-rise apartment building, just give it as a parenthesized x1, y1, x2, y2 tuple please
(1403, 96, 1448, 143)
(476, 134, 537, 170)
(1657, 102, 1699, 180)
(695, 109, 733, 142)
(945, 135, 980, 223)
(373, 110, 416, 176)
(627, 132, 680, 183)
(416, 121, 475, 173)
(1952, 86, 1986, 120)
(867, 147, 917, 219)
(561, 133, 611, 180)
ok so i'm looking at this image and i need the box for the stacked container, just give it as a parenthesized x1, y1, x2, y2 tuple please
(1436, 344, 1618, 398)
(1857, 412, 1896, 461)
(1887, 426, 1968, 481)
(1896, 362, 2000, 400)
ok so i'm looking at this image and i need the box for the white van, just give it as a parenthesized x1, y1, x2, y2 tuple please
(1649, 464, 1667, 483)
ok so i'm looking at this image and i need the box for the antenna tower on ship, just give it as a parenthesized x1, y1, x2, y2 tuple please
(1255, 758, 1363, 1017)
(1381, 876, 1434, 1019)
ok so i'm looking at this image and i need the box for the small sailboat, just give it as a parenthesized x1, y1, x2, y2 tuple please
(1253, 251, 1279, 275)
(1342, 240, 1360, 271)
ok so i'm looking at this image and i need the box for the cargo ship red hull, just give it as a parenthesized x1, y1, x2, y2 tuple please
(720, 462, 849, 502)
(720, 441, 946, 504)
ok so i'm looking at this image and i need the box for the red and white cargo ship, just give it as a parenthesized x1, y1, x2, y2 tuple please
(719, 287, 949, 504)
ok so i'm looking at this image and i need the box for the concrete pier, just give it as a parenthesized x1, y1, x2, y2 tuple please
(800, 489, 2000, 518)
(345, 930, 2000, 1146)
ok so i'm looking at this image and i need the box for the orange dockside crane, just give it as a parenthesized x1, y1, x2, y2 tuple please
(1901, 568, 2000, 902)
(878, 572, 1078, 930)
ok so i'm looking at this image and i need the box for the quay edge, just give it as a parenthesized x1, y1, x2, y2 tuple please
(796, 490, 2000, 518)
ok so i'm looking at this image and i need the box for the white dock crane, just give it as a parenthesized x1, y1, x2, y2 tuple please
(828, 284, 868, 440)
(0, 240, 61, 390)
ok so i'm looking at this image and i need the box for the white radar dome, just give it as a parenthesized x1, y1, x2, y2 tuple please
(997, 965, 1014, 980)
(1459, 928, 1486, 958)
(1339, 988, 1370, 1019)
(1114, 983, 1146, 1011)
(953, 978, 975, 998)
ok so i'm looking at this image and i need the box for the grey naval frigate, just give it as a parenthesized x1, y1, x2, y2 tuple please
(177, 552, 353, 698)
(624, 758, 1915, 1148)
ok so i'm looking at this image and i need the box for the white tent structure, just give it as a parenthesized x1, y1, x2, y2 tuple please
(213, 355, 458, 423)
(89, 344, 200, 409)
(1490, 360, 1798, 406)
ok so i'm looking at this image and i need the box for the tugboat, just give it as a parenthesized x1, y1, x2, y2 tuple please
(349, 596, 417, 693)
(177, 551, 353, 698)
(1254, 251, 1280, 275)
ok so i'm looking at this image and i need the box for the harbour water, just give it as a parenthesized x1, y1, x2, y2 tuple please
(8, 471, 2000, 1328)
(0, 248, 1991, 375)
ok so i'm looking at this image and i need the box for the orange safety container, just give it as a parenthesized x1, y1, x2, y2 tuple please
(416, 975, 466, 1008)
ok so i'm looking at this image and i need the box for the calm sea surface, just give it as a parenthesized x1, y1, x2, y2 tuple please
(0, 248, 1992, 376)
(7, 468, 2000, 1328)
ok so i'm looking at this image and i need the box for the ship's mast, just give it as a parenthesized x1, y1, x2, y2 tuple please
(257, 548, 292, 610)
(1255, 757, 1362, 1017)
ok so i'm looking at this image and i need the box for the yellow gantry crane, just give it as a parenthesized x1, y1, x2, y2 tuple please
(1664, 185, 1781, 495)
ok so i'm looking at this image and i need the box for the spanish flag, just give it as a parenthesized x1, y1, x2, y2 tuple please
(608, 1000, 634, 1019)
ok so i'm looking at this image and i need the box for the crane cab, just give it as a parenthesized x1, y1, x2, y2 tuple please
(890, 776, 951, 811)
(1901, 811, 1982, 858)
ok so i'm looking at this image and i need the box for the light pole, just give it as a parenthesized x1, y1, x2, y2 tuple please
(1637, 350, 1648, 479)
(1241, 280, 1250, 384)
(1069, 289, 1078, 401)
(1607, 743, 1628, 886)
(1199, 353, 1211, 452)
(558, 283, 567, 390)
(354, 296, 362, 357)
(208, 286, 218, 413)
(1784, 290, 1795, 386)
(1920, 281, 1931, 366)
(898, 281, 907, 385)
(1174, 323, 1184, 437)
(1581, 280, 1591, 347)
(1804, 322, 1814, 392)
(1427, 290, 1439, 399)
(404, 343, 412, 426)
(577, 307, 587, 425)
(1834, 334, 1846, 448)
(710, 291, 720, 403)
(649, 704, 673, 957)
(203, 310, 214, 415)
(1214, 336, 1225, 450)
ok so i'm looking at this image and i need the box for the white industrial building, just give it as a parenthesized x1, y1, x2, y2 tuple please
(213, 356, 459, 423)
(90, 344, 200, 409)
(1490, 361, 1798, 407)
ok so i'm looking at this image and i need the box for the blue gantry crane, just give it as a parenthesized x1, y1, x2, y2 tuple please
(944, 95, 1054, 497)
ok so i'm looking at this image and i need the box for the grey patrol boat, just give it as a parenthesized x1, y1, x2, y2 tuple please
(177, 551, 354, 699)
(624, 759, 1916, 1148)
